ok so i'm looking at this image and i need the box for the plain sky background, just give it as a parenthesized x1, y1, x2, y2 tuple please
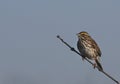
(0, 0, 120, 84)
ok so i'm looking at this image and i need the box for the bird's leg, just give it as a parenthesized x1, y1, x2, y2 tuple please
(93, 63, 97, 69)
(91, 58, 97, 69)
(81, 55, 86, 61)
(82, 57, 85, 61)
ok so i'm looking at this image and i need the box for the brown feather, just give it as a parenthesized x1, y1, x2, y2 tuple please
(77, 31, 103, 70)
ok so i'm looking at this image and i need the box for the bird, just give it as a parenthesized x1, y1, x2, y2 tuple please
(77, 31, 103, 71)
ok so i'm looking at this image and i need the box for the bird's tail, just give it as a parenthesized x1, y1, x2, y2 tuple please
(95, 59, 103, 71)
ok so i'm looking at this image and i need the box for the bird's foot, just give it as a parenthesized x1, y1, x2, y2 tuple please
(82, 57, 85, 61)
(81, 56, 86, 61)
(93, 63, 97, 69)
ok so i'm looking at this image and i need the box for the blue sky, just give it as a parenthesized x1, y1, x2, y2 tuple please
(0, 0, 120, 84)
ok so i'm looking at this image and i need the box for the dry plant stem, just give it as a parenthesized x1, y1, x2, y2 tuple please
(57, 35, 120, 84)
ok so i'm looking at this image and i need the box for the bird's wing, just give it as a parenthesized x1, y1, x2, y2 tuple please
(87, 37, 102, 57)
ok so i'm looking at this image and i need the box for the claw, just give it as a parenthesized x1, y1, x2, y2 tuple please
(81, 55, 85, 61)
(93, 63, 97, 69)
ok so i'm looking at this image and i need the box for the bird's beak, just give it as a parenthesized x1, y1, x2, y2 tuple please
(76, 33, 79, 36)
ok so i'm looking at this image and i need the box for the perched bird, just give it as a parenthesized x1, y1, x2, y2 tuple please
(77, 31, 103, 71)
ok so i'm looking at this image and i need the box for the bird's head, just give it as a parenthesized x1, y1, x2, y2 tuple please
(77, 31, 90, 39)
